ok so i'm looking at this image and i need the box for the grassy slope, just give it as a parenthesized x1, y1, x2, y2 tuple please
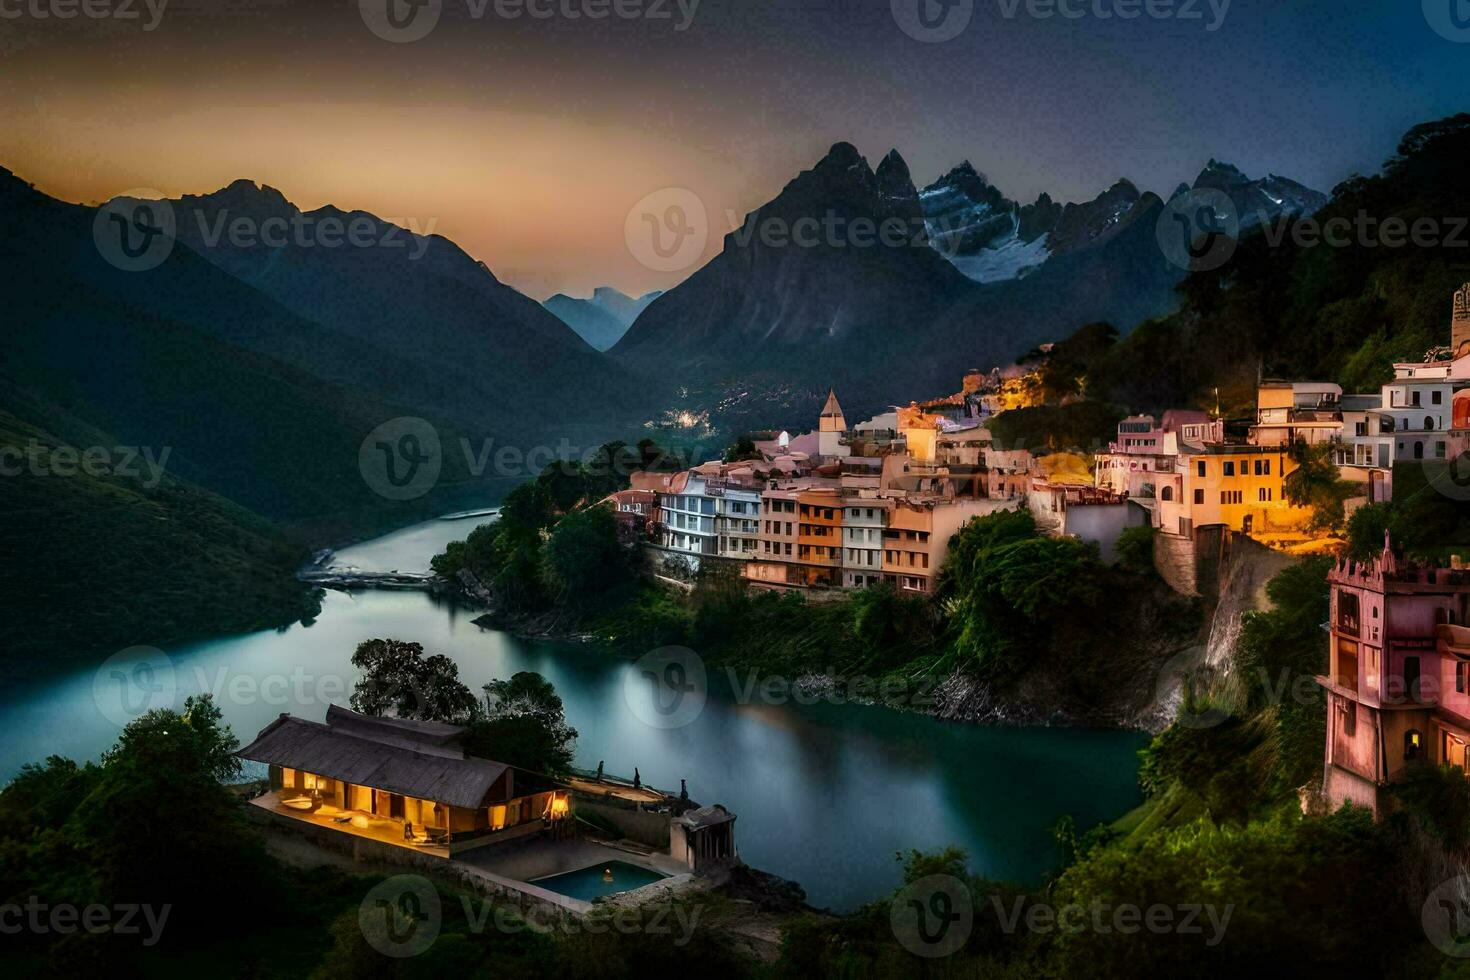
(0, 407, 320, 670)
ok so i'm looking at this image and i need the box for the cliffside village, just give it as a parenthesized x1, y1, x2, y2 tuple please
(608, 284, 1470, 598)
(602, 285, 1470, 821)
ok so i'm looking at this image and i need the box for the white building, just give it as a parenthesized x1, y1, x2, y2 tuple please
(1379, 362, 1458, 462)
(714, 484, 762, 559)
(841, 499, 888, 589)
(658, 473, 717, 558)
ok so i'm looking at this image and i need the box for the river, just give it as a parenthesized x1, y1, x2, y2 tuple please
(0, 512, 1146, 911)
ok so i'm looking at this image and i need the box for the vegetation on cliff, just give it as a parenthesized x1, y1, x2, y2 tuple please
(0, 408, 320, 670)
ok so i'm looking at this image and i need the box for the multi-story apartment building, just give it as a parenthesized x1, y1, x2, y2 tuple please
(1153, 444, 1310, 538)
(880, 497, 998, 594)
(1379, 360, 1459, 462)
(795, 488, 843, 587)
(1250, 381, 1343, 447)
(657, 473, 717, 558)
(1319, 540, 1470, 814)
(710, 481, 762, 559)
(1094, 411, 1221, 496)
(746, 487, 802, 586)
(842, 499, 888, 589)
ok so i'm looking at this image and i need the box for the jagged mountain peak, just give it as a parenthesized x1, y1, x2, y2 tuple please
(1200, 158, 1247, 180)
(816, 141, 869, 175)
(185, 178, 294, 218)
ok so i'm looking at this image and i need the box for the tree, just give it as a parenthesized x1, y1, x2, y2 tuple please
(542, 504, 632, 607)
(1283, 440, 1355, 530)
(723, 434, 758, 462)
(349, 639, 477, 723)
(71, 695, 279, 941)
(463, 672, 578, 774)
(1114, 525, 1157, 576)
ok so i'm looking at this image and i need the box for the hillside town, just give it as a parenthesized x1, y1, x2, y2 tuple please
(607, 285, 1470, 598)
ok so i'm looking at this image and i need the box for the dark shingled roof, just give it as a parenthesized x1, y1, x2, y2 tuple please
(237, 707, 509, 809)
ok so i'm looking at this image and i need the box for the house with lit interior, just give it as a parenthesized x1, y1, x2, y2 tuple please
(238, 705, 572, 859)
(1318, 538, 1470, 815)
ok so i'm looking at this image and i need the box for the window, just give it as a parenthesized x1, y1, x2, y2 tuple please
(1405, 729, 1423, 761)
(1197, 461, 1207, 477)
(1415, 442, 1426, 460)
(1342, 700, 1356, 737)
(1412, 390, 1422, 407)
(1438, 442, 1448, 459)
(1220, 490, 1243, 505)
(1337, 591, 1360, 636)
(1457, 661, 1468, 695)
(1426, 417, 1436, 431)
(1223, 461, 1235, 477)
(1258, 487, 1273, 502)
(1434, 390, 1444, 405)
(1194, 489, 1205, 505)
(1161, 486, 1174, 502)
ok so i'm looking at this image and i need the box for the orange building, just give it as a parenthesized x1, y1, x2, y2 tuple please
(795, 488, 843, 586)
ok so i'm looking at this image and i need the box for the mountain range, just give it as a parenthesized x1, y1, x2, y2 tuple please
(1, 144, 1327, 521)
(0, 168, 643, 539)
(611, 143, 1325, 428)
(543, 287, 664, 351)
(919, 159, 1326, 284)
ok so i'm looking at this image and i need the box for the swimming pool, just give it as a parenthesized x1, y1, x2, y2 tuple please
(531, 860, 668, 902)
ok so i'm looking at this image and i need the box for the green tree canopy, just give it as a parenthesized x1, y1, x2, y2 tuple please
(349, 639, 477, 723)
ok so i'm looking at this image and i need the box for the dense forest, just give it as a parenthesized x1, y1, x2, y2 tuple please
(0, 407, 321, 671)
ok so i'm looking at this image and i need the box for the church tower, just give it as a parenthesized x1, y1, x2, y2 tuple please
(818, 389, 849, 458)
(1453, 283, 1470, 358)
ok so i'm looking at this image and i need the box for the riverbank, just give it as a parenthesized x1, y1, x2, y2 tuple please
(437, 562, 1204, 735)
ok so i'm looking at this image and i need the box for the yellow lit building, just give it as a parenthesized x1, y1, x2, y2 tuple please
(1154, 445, 1313, 537)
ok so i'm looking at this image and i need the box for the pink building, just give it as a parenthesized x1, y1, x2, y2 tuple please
(1094, 410, 1222, 496)
(1319, 537, 1470, 814)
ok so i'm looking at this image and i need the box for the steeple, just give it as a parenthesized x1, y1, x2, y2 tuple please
(819, 388, 846, 432)
(817, 388, 851, 459)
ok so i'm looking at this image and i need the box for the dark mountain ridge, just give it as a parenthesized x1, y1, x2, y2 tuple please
(612, 143, 1189, 428)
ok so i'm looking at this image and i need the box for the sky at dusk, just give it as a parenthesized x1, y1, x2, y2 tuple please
(1, 0, 1466, 298)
